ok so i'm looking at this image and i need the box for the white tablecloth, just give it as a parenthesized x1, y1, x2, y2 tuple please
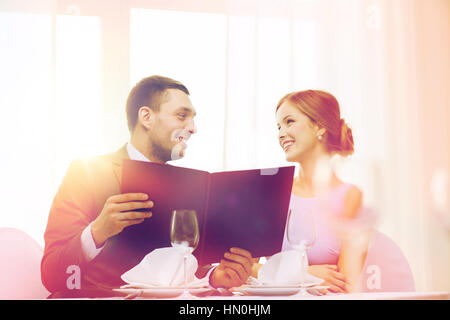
(118, 291, 448, 300)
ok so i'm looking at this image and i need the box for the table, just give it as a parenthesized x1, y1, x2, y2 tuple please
(223, 291, 450, 300)
(124, 291, 449, 300)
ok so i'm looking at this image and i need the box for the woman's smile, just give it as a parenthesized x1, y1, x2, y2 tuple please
(281, 139, 295, 152)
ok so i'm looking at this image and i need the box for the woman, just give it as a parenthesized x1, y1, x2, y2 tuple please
(274, 90, 370, 293)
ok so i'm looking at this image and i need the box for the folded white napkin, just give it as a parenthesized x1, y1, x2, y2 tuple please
(121, 247, 208, 288)
(254, 250, 323, 286)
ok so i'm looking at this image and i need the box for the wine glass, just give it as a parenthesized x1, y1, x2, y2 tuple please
(170, 209, 199, 298)
(286, 208, 317, 296)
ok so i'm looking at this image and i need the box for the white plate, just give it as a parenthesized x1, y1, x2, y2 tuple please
(244, 283, 320, 289)
(113, 287, 212, 298)
(306, 286, 331, 296)
(233, 285, 330, 296)
(246, 279, 323, 288)
(120, 281, 208, 289)
(233, 286, 301, 296)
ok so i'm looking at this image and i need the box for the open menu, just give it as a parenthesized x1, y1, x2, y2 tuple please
(116, 159, 294, 267)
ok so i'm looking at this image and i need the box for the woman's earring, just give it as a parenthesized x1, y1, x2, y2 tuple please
(318, 135, 323, 141)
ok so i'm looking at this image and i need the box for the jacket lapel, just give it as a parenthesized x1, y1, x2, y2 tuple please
(111, 144, 129, 187)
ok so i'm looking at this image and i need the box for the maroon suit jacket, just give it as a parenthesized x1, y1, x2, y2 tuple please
(41, 145, 133, 297)
(42, 145, 213, 298)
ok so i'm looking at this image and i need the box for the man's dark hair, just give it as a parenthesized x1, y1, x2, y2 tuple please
(126, 75, 190, 132)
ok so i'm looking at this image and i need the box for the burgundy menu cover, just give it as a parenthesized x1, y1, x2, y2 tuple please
(118, 159, 294, 267)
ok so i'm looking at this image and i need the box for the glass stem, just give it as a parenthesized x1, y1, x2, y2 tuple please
(183, 254, 188, 292)
(300, 249, 307, 295)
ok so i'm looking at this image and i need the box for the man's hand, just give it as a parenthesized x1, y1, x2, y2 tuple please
(308, 264, 348, 293)
(210, 248, 253, 289)
(91, 193, 154, 247)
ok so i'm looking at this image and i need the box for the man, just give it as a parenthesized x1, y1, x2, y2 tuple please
(41, 76, 253, 298)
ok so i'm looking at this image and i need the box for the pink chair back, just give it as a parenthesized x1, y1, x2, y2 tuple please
(358, 230, 415, 292)
(0, 228, 50, 299)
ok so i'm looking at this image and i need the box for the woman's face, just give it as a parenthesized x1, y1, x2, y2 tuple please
(276, 101, 320, 162)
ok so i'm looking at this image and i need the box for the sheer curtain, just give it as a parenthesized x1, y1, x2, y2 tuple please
(0, 0, 448, 291)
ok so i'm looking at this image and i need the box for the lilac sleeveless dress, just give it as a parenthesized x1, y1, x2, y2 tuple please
(281, 183, 416, 291)
(281, 183, 353, 265)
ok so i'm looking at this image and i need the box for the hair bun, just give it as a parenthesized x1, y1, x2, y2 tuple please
(339, 119, 354, 156)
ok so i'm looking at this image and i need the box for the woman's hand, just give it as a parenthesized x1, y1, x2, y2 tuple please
(308, 264, 348, 293)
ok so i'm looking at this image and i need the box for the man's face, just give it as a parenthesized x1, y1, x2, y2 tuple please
(148, 89, 197, 162)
